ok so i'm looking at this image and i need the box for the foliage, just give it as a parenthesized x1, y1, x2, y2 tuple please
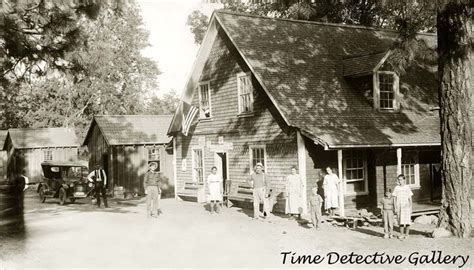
(186, 10, 210, 45)
(0, 0, 166, 139)
(144, 90, 180, 116)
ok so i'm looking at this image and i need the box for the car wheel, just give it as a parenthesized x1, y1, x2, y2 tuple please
(59, 188, 67, 205)
(70, 198, 75, 203)
(39, 186, 46, 203)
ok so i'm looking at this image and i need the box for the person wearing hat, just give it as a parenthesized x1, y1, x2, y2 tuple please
(247, 162, 271, 220)
(87, 164, 108, 208)
(144, 162, 163, 218)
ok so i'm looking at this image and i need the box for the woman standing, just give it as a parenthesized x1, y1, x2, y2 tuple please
(285, 166, 304, 219)
(323, 167, 340, 216)
(207, 166, 223, 214)
(392, 174, 413, 239)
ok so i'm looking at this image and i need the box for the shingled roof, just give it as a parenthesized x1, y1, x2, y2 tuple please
(84, 115, 173, 146)
(211, 11, 440, 148)
(5, 128, 80, 150)
(343, 51, 389, 77)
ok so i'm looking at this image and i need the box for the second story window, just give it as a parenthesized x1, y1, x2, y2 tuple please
(237, 72, 254, 114)
(198, 82, 211, 119)
(375, 71, 399, 111)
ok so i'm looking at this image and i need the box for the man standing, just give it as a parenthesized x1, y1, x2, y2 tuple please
(144, 162, 163, 218)
(87, 164, 108, 208)
(248, 162, 270, 220)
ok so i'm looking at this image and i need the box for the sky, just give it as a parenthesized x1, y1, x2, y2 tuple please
(137, 0, 222, 96)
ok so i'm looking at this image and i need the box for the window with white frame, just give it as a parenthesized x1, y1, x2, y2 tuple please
(376, 72, 399, 110)
(198, 82, 211, 119)
(192, 148, 204, 183)
(148, 147, 161, 171)
(250, 146, 266, 171)
(44, 149, 53, 161)
(237, 73, 254, 114)
(343, 150, 368, 194)
(402, 151, 420, 187)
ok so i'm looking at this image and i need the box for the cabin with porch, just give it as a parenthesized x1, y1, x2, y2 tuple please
(3, 128, 80, 183)
(168, 11, 473, 216)
(82, 115, 174, 197)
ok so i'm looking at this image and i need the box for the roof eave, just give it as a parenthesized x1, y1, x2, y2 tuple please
(325, 142, 441, 150)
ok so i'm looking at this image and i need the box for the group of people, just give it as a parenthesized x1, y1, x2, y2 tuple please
(205, 163, 414, 239)
(89, 161, 414, 238)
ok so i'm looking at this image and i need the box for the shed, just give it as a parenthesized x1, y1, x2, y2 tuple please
(82, 115, 174, 196)
(3, 128, 80, 183)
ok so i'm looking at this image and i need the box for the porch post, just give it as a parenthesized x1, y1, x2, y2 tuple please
(396, 148, 402, 175)
(296, 131, 308, 214)
(337, 149, 345, 217)
(173, 137, 178, 200)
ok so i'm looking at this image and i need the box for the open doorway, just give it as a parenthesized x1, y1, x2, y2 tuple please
(214, 152, 228, 193)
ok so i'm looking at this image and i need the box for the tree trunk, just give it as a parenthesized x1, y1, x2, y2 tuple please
(437, 0, 472, 238)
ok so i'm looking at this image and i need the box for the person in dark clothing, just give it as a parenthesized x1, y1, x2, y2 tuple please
(87, 164, 108, 208)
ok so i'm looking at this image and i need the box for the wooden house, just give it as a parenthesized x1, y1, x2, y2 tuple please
(3, 128, 80, 183)
(82, 115, 174, 196)
(168, 11, 474, 215)
(0, 131, 7, 181)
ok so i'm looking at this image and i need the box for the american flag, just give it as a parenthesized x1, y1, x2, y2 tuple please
(181, 101, 199, 136)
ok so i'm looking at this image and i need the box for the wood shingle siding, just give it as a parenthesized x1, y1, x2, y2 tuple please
(174, 29, 298, 211)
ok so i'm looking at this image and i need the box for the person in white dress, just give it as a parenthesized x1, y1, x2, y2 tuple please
(285, 166, 304, 219)
(206, 166, 223, 214)
(323, 167, 340, 216)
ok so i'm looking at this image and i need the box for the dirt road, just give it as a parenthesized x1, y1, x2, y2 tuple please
(1, 195, 472, 269)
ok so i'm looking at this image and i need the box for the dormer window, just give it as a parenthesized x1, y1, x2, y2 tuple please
(198, 81, 211, 119)
(374, 71, 399, 111)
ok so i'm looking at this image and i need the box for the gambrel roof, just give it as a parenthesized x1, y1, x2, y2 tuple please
(171, 11, 441, 149)
(83, 115, 173, 146)
(5, 128, 80, 150)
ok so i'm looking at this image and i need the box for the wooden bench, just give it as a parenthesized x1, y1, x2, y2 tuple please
(227, 181, 253, 203)
(177, 181, 203, 197)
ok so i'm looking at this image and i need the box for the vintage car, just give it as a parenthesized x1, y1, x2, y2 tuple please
(37, 161, 90, 205)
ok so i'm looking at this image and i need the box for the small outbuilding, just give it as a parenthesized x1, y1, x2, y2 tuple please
(82, 115, 174, 196)
(3, 128, 80, 182)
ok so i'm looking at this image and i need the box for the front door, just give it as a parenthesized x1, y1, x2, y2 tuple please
(214, 152, 228, 193)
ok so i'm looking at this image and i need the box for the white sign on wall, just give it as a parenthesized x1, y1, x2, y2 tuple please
(181, 159, 187, 171)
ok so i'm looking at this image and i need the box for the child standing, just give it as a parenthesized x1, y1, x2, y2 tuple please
(380, 190, 395, 238)
(393, 174, 413, 239)
(309, 187, 324, 230)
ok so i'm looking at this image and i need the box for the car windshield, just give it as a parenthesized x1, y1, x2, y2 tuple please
(62, 166, 87, 180)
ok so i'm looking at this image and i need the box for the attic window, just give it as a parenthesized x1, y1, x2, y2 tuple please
(198, 82, 212, 119)
(374, 71, 399, 111)
(237, 72, 254, 114)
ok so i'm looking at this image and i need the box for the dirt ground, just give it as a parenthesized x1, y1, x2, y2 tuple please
(1, 193, 473, 269)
